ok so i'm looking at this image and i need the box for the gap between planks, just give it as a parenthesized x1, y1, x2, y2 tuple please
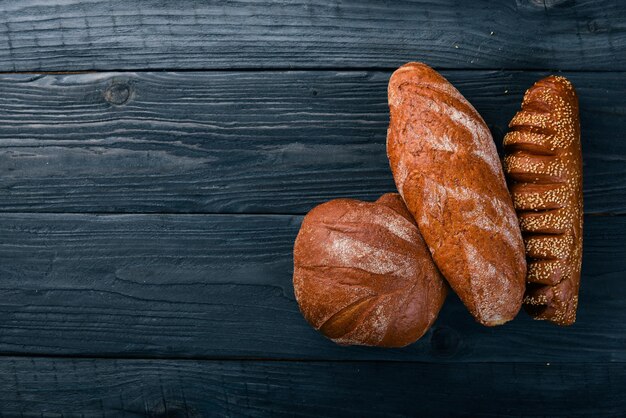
(0, 351, 619, 365)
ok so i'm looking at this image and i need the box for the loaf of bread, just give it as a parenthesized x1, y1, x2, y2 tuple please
(293, 193, 447, 347)
(503, 76, 582, 326)
(386, 62, 526, 326)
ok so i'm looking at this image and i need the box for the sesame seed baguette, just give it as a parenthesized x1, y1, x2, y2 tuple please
(503, 76, 583, 326)
(387, 62, 526, 326)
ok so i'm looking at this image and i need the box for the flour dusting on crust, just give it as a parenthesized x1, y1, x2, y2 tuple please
(330, 234, 411, 276)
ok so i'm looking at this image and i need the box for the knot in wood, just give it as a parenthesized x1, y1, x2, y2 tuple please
(104, 83, 131, 105)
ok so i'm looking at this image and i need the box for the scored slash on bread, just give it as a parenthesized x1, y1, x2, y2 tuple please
(503, 76, 583, 326)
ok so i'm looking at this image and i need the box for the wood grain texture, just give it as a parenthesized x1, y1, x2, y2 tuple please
(0, 1, 621, 412)
(0, 0, 625, 71)
(0, 357, 623, 417)
(0, 213, 622, 362)
(0, 70, 623, 214)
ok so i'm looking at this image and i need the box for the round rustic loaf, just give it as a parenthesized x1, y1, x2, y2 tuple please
(293, 193, 447, 347)
(386, 62, 527, 326)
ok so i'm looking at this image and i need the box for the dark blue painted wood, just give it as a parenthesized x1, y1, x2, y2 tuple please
(0, 0, 625, 71)
(0, 71, 623, 214)
(0, 213, 621, 362)
(0, 1, 623, 414)
(0, 358, 623, 417)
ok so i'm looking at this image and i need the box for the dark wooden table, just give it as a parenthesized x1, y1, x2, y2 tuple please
(0, 1, 624, 416)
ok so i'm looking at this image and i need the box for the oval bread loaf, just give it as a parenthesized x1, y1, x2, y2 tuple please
(386, 62, 526, 326)
(503, 75, 583, 326)
(293, 193, 447, 347)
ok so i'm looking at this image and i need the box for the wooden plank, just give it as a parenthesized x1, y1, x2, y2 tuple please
(0, 213, 622, 362)
(0, 357, 623, 417)
(1, 1, 625, 71)
(0, 70, 623, 214)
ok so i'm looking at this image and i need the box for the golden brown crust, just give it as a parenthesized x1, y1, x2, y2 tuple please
(386, 62, 526, 326)
(293, 194, 447, 347)
(503, 75, 583, 326)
